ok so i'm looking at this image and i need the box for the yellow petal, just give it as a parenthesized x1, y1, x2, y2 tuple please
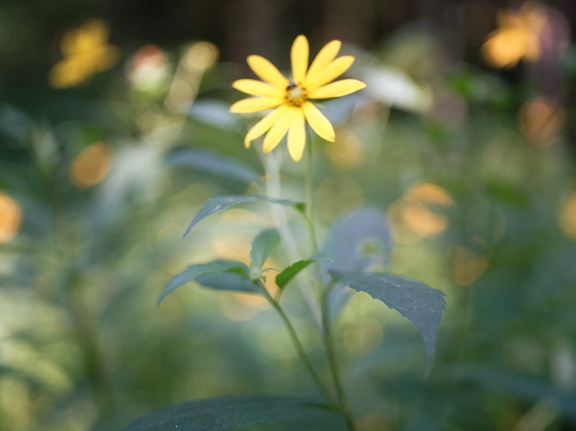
(291, 35, 309, 84)
(247, 55, 290, 88)
(232, 79, 285, 97)
(244, 107, 286, 148)
(305, 40, 341, 86)
(305, 56, 355, 90)
(302, 102, 335, 142)
(308, 79, 366, 99)
(287, 109, 306, 162)
(229, 97, 282, 113)
(262, 107, 298, 153)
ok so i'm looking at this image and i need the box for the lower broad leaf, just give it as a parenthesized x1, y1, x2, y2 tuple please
(330, 270, 446, 369)
(119, 393, 343, 431)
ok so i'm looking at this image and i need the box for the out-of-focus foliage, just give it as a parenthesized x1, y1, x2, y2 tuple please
(1, 1, 576, 430)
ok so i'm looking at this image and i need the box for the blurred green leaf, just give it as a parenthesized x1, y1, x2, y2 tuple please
(165, 147, 260, 186)
(329, 270, 446, 369)
(118, 393, 341, 431)
(195, 270, 260, 294)
(250, 228, 280, 270)
(159, 260, 252, 304)
(183, 195, 303, 237)
(276, 254, 333, 290)
(322, 208, 391, 274)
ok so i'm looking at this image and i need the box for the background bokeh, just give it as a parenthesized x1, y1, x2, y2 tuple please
(1, 1, 576, 430)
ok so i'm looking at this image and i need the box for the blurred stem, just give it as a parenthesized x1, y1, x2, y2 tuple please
(305, 141, 355, 431)
(263, 150, 321, 323)
(305, 141, 319, 254)
(321, 281, 355, 431)
(259, 284, 335, 403)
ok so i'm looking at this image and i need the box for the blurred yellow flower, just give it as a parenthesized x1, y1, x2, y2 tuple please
(481, 2, 547, 68)
(69, 141, 112, 189)
(0, 193, 22, 242)
(230, 35, 366, 162)
(49, 19, 119, 88)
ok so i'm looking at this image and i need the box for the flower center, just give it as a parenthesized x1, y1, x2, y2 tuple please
(285, 82, 308, 106)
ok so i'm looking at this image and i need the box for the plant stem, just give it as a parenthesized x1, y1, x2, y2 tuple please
(305, 141, 319, 254)
(260, 285, 335, 403)
(304, 140, 355, 430)
(322, 283, 355, 431)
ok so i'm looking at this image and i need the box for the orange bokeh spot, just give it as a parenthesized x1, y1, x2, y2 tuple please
(559, 193, 576, 239)
(0, 193, 22, 242)
(69, 142, 112, 189)
(388, 182, 454, 244)
(451, 245, 489, 287)
(518, 96, 565, 147)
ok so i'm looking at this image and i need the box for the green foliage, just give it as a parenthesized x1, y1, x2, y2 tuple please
(276, 254, 331, 290)
(249, 228, 281, 271)
(329, 270, 446, 368)
(119, 394, 343, 431)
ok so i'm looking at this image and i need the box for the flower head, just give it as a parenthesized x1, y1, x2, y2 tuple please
(230, 35, 366, 162)
(49, 19, 119, 88)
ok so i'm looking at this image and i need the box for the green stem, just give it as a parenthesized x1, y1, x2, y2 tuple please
(305, 141, 319, 254)
(259, 285, 335, 403)
(321, 283, 355, 431)
(304, 140, 355, 430)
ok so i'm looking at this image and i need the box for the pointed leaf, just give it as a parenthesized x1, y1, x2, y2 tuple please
(276, 253, 333, 289)
(165, 147, 260, 186)
(119, 393, 343, 431)
(159, 260, 249, 304)
(329, 270, 446, 368)
(250, 228, 281, 270)
(183, 195, 303, 237)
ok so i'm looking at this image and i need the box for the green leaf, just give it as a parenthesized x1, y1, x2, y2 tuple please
(329, 270, 446, 369)
(195, 270, 260, 294)
(183, 195, 303, 237)
(119, 393, 343, 431)
(250, 228, 281, 270)
(165, 147, 260, 186)
(276, 254, 333, 289)
(159, 260, 251, 304)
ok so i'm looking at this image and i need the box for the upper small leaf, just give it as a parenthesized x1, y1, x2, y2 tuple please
(119, 393, 343, 431)
(183, 195, 303, 237)
(276, 253, 333, 290)
(250, 228, 281, 270)
(330, 269, 446, 369)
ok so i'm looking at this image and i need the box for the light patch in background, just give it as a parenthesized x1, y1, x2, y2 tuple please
(388, 182, 454, 244)
(317, 176, 364, 220)
(518, 96, 565, 147)
(325, 128, 365, 169)
(69, 141, 112, 189)
(450, 244, 490, 287)
(559, 192, 576, 239)
(342, 317, 384, 356)
(165, 41, 219, 113)
(0, 193, 22, 242)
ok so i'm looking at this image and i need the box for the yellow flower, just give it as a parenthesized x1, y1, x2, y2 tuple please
(481, 2, 547, 68)
(49, 19, 119, 88)
(230, 35, 366, 162)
